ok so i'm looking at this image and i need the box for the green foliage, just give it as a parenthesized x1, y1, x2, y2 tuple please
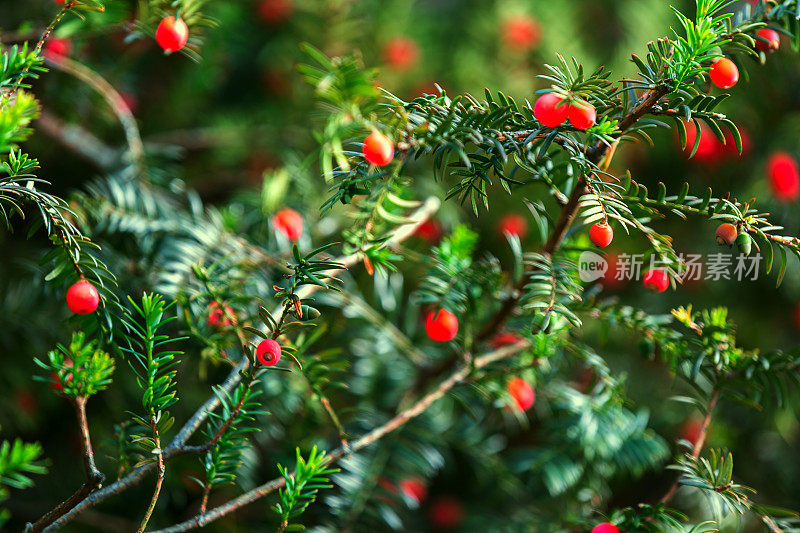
(34, 331, 115, 399)
(0, 437, 47, 526)
(521, 252, 583, 332)
(274, 446, 339, 532)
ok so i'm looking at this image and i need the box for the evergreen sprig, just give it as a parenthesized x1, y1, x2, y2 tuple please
(34, 331, 115, 399)
(0, 437, 47, 526)
(274, 446, 339, 532)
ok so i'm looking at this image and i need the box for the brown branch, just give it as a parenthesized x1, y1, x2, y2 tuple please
(660, 387, 721, 505)
(137, 423, 165, 533)
(149, 340, 531, 533)
(26, 396, 105, 532)
(37, 110, 119, 169)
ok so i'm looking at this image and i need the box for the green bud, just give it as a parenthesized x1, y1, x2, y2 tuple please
(735, 232, 752, 256)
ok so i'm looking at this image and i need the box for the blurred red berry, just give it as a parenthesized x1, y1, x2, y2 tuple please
(709, 58, 738, 89)
(589, 222, 613, 247)
(507, 377, 535, 411)
(680, 416, 705, 445)
(66, 280, 100, 315)
(156, 16, 189, 53)
(257, 0, 293, 24)
(429, 497, 463, 530)
(273, 208, 304, 241)
(207, 301, 234, 327)
(383, 37, 419, 70)
(415, 219, 443, 244)
(498, 213, 528, 238)
(767, 151, 800, 202)
(681, 121, 724, 164)
(568, 100, 596, 130)
(363, 131, 395, 166)
(722, 125, 751, 158)
(15, 388, 38, 416)
(44, 37, 72, 60)
(489, 332, 522, 349)
(425, 309, 458, 342)
(502, 16, 541, 51)
(643, 269, 669, 293)
(256, 339, 282, 366)
(756, 28, 780, 53)
(534, 93, 568, 127)
(399, 478, 427, 504)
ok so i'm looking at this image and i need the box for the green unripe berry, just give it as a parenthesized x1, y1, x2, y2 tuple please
(735, 232, 752, 256)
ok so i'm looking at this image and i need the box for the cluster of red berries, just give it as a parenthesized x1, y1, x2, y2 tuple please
(273, 208, 304, 241)
(534, 93, 596, 130)
(156, 16, 189, 53)
(207, 301, 234, 327)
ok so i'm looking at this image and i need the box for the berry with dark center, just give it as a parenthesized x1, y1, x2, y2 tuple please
(507, 377, 535, 411)
(256, 339, 282, 366)
(709, 57, 739, 89)
(534, 93, 568, 127)
(66, 280, 100, 314)
(207, 301, 234, 327)
(273, 208, 304, 241)
(591, 523, 621, 533)
(498, 213, 528, 238)
(589, 222, 613, 247)
(756, 28, 780, 53)
(643, 269, 669, 293)
(767, 151, 800, 202)
(362, 131, 395, 166)
(568, 100, 596, 130)
(715, 223, 738, 246)
(425, 309, 458, 342)
(156, 16, 189, 53)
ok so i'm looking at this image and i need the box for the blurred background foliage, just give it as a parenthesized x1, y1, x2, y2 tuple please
(2, 0, 800, 531)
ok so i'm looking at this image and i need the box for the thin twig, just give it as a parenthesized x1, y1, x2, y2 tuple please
(137, 423, 164, 533)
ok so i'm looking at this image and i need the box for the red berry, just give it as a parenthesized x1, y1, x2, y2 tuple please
(589, 222, 613, 247)
(498, 213, 528, 238)
(507, 377, 535, 411)
(489, 332, 522, 349)
(767, 151, 800, 202)
(399, 478, 427, 504)
(680, 416, 705, 445)
(207, 301, 234, 327)
(382, 37, 419, 70)
(709, 58, 739, 89)
(66, 280, 100, 314)
(43, 37, 72, 60)
(415, 219, 443, 244)
(502, 16, 541, 51)
(429, 497, 463, 530)
(681, 121, 724, 164)
(273, 208, 304, 241)
(257, 0, 293, 24)
(715, 223, 738, 246)
(534, 93, 569, 128)
(362, 131, 395, 166)
(425, 309, 458, 342)
(568, 100, 597, 130)
(756, 28, 780, 53)
(643, 269, 669, 293)
(155, 16, 189, 53)
(256, 339, 282, 366)
(592, 523, 621, 533)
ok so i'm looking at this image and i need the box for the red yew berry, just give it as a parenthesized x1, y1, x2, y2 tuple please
(502, 16, 541, 51)
(257, 0, 293, 24)
(756, 28, 780, 53)
(155, 16, 189, 53)
(681, 121, 724, 164)
(680, 416, 705, 446)
(382, 37, 419, 70)
(207, 301, 234, 327)
(43, 37, 72, 61)
(362, 131, 395, 167)
(415, 219, 443, 244)
(643, 269, 669, 293)
(709, 58, 739, 89)
(256, 339, 282, 366)
(425, 309, 458, 342)
(399, 478, 428, 505)
(498, 213, 528, 239)
(767, 151, 800, 202)
(715, 223, 738, 246)
(589, 222, 613, 247)
(534, 93, 569, 127)
(429, 497, 463, 530)
(568, 100, 597, 130)
(273, 208, 304, 241)
(66, 280, 100, 315)
(489, 332, 522, 349)
(507, 377, 535, 411)
(591, 523, 621, 533)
